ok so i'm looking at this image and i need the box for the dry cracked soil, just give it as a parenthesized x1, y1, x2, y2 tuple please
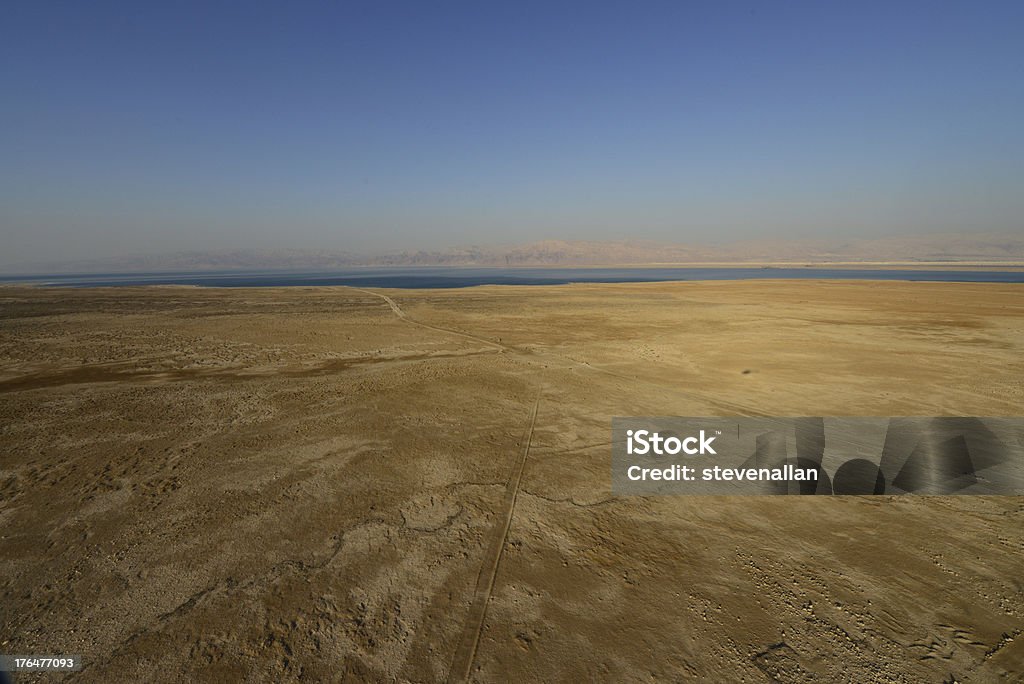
(1, 280, 1022, 682)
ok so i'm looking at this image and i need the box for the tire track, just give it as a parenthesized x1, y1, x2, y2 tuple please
(447, 395, 540, 683)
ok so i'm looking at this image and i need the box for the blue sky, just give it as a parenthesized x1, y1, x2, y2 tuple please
(2, 1, 1023, 263)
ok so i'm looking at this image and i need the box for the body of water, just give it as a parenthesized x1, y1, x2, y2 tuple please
(4, 266, 1024, 288)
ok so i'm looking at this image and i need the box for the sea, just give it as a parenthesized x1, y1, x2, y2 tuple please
(3, 266, 1023, 288)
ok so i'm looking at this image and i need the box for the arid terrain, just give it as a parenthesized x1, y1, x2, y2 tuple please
(1, 280, 1022, 682)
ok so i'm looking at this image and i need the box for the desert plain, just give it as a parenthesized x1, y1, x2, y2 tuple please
(0, 280, 1022, 682)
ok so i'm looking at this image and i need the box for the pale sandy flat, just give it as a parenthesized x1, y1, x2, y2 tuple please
(1, 281, 1022, 682)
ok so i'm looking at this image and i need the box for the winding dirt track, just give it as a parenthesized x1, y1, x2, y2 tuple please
(351, 288, 509, 352)
(349, 286, 769, 417)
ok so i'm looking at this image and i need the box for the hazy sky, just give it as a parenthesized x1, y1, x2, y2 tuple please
(3, 1, 1023, 265)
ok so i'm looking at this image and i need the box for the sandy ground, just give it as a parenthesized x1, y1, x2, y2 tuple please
(0, 280, 1022, 683)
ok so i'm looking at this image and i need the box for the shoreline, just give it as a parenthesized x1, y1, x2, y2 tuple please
(4, 265, 1024, 290)
(4, 260, 1024, 280)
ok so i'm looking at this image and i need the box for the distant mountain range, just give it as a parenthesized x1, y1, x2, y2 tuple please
(9, 234, 1024, 274)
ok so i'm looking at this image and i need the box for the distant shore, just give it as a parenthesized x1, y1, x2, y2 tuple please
(4, 260, 1024, 280)
(4, 264, 1024, 289)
